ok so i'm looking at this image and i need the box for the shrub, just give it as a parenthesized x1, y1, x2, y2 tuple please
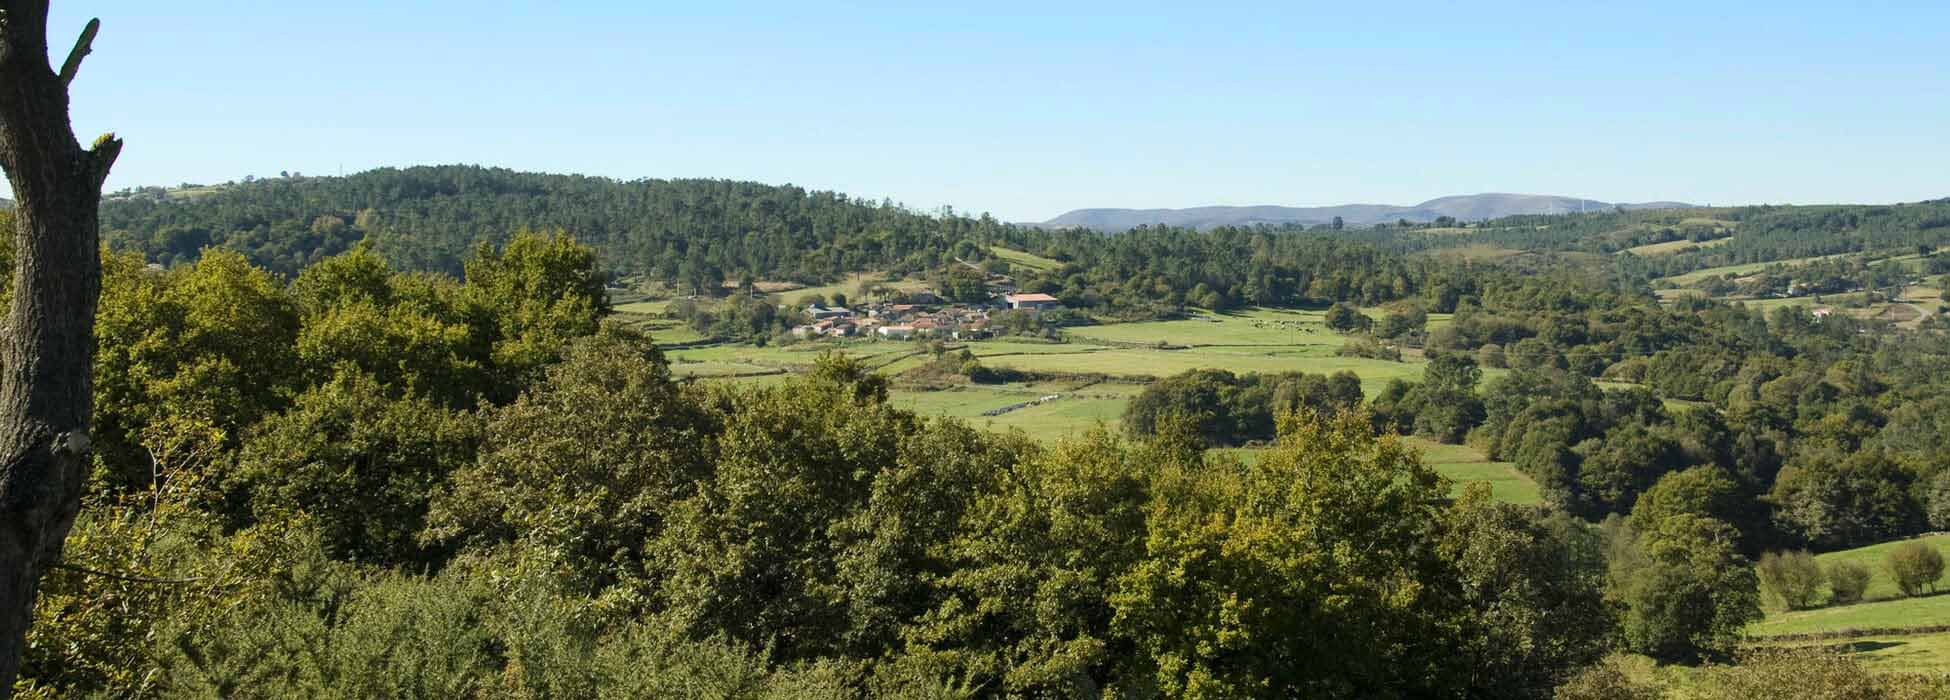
(1552, 655, 1662, 700)
(1885, 541, 1946, 597)
(1337, 334, 1402, 361)
(1827, 561, 1872, 605)
(1688, 648, 1950, 700)
(1756, 550, 1825, 610)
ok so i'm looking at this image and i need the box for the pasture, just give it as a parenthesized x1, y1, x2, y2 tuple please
(1745, 533, 1950, 659)
(1621, 236, 1734, 257)
(987, 246, 1064, 273)
(664, 305, 1543, 503)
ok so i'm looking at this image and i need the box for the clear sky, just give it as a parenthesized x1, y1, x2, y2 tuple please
(39, 0, 1950, 221)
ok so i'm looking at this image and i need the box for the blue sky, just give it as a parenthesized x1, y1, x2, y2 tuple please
(41, 1, 1950, 221)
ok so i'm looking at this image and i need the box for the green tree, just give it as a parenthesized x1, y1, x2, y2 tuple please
(1111, 413, 1471, 698)
(1826, 561, 1871, 605)
(1884, 541, 1945, 597)
(461, 229, 609, 398)
(1754, 550, 1823, 610)
(1439, 485, 1615, 697)
(1323, 302, 1372, 333)
(230, 367, 481, 565)
(424, 329, 711, 588)
(1608, 515, 1762, 662)
(1410, 353, 1487, 443)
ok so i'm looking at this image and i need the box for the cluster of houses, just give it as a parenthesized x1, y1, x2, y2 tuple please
(791, 292, 1061, 341)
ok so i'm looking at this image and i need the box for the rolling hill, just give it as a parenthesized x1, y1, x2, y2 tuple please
(1036, 193, 1693, 231)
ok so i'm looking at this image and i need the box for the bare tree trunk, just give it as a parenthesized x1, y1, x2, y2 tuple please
(0, 2, 119, 695)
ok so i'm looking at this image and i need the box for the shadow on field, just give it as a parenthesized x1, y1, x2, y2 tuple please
(1835, 640, 1907, 654)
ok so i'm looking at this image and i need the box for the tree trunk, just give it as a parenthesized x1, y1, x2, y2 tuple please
(0, 2, 119, 695)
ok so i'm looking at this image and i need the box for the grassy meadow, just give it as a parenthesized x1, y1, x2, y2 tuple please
(660, 305, 1545, 502)
(1744, 533, 1950, 673)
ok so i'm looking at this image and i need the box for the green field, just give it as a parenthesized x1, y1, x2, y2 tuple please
(987, 246, 1063, 273)
(1658, 255, 1842, 285)
(1064, 308, 1343, 348)
(1754, 593, 1950, 638)
(976, 347, 1423, 390)
(668, 361, 781, 378)
(613, 299, 671, 315)
(1747, 534, 1950, 641)
(1810, 534, 1950, 604)
(1622, 236, 1734, 257)
(659, 308, 1532, 502)
(1755, 631, 1950, 674)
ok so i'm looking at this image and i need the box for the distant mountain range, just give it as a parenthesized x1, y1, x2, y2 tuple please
(1034, 193, 1694, 231)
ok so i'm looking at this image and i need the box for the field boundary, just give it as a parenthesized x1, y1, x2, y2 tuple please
(1749, 623, 1950, 643)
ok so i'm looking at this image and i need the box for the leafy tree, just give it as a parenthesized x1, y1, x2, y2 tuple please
(1376, 305, 1427, 339)
(910, 429, 1160, 696)
(1440, 485, 1615, 697)
(1772, 449, 1923, 550)
(1123, 369, 1361, 447)
(1112, 413, 1471, 698)
(1324, 302, 1373, 333)
(1408, 353, 1486, 443)
(461, 229, 609, 398)
(1884, 541, 1945, 597)
(1826, 561, 1871, 605)
(230, 367, 480, 565)
(1608, 515, 1762, 662)
(424, 329, 711, 588)
(91, 249, 300, 494)
(1755, 550, 1823, 610)
(1626, 466, 1743, 543)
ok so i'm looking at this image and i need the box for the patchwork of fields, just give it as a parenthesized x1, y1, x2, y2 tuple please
(658, 306, 1541, 502)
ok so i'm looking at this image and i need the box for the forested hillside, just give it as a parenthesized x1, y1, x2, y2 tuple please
(100, 165, 1034, 282)
(1427, 199, 1950, 280)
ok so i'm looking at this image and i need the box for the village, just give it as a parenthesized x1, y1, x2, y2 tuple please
(791, 291, 1061, 341)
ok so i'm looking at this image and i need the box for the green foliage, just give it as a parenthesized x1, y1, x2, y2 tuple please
(1772, 449, 1924, 550)
(1324, 301, 1373, 333)
(1755, 550, 1824, 610)
(424, 329, 710, 588)
(1371, 353, 1486, 444)
(1884, 541, 1946, 597)
(1441, 485, 1616, 697)
(1607, 515, 1762, 662)
(229, 367, 481, 565)
(1122, 368, 1362, 446)
(463, 229, 611, 393)
(1629, 467, 1746, 548)
(1827, 560, 1873, 605)
(91, 249, 300, 493)
(1111, 413, 1469, 698)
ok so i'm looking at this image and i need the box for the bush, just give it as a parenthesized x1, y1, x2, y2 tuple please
(1756, 550, 1824, 610)
(1337, 334, 1402, 361)
(1885, 541, 1945, 597)
(1552, 655, 1661, 700)
(1827, 560, 1872, 605)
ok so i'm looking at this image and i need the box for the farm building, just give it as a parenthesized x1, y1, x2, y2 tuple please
(1003, 292, 1060, 310)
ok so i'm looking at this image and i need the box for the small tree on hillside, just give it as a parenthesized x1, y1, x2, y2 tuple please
(1885, 542, 1945, 597)
(1324, 302, 1372, 334)
(1755, 550, 1824, 610)
(1826, 561, 1871, 605)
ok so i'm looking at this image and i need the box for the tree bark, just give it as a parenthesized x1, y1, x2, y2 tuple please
(0, 2, 118, 695)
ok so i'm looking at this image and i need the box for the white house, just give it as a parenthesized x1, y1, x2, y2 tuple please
(1002, 293, 1060, 310)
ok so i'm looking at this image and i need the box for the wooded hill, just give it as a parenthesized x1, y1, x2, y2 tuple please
(101, 166, 1950, 295)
